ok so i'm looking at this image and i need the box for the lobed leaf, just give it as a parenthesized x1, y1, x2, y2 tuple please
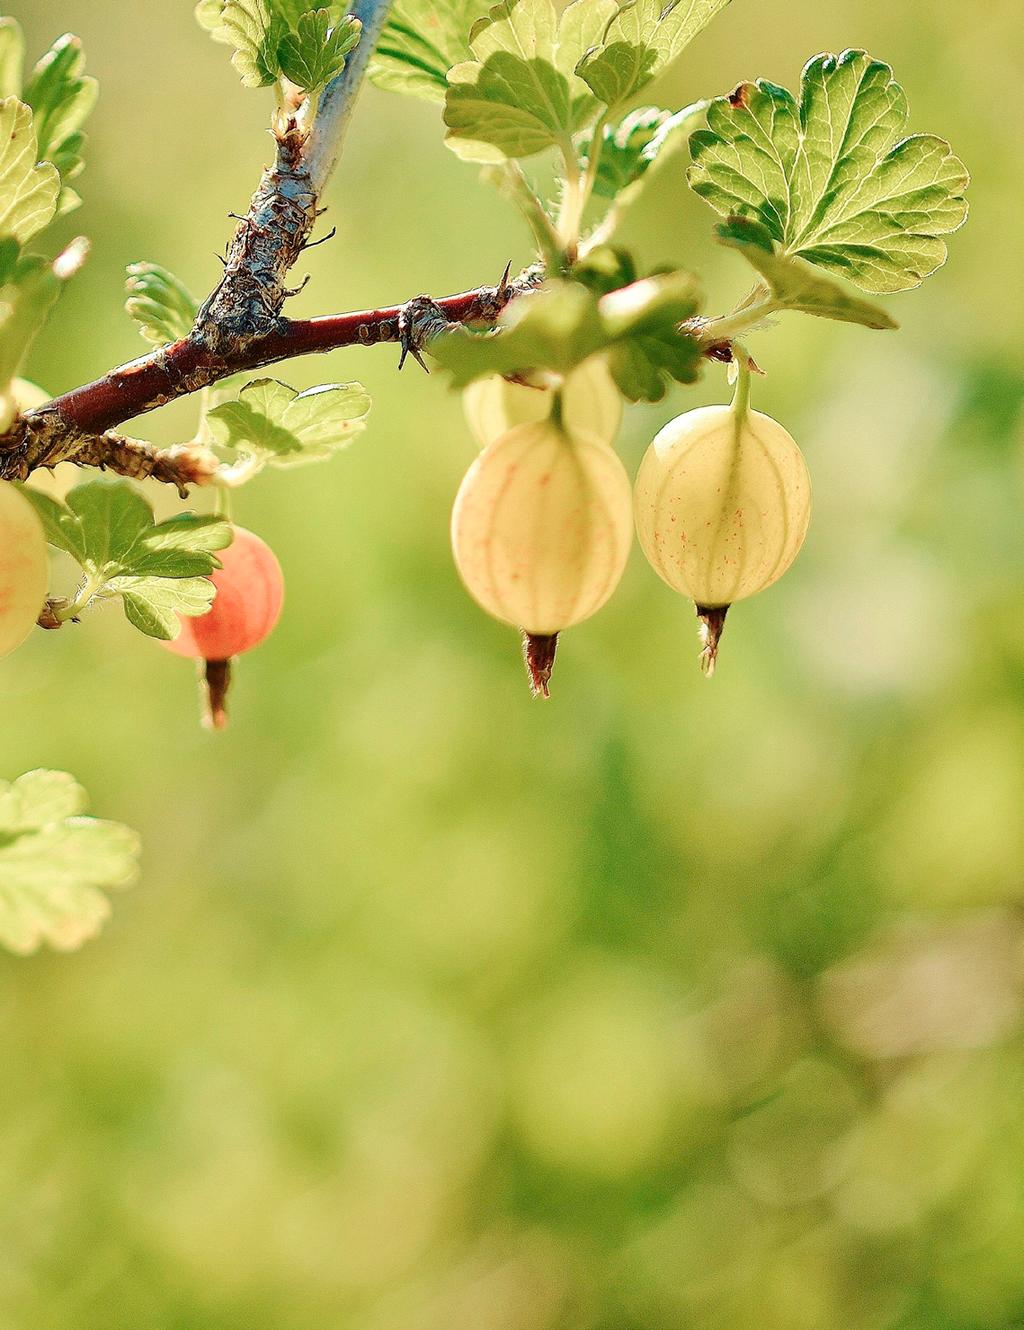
(271, 0, 350, 26)
(124, 262, 199, 346)
(197, 0, 356, 88)
(207, 378, 371, 471)
(591, 100, 706, 201)
(102, 576, 218, 640)
(576, 0, 732, 108)
(20, 482, 233, 638)
(0, 98, 59, 243)
(443, 0, 617, 163)
(0, 770, 139, 956)
(277, 9, 361, 92)
(715, 216, 897, 329)
(214, 0, 281, 87)
(688, 50, 970, 293)
(370, 0, 494, 103)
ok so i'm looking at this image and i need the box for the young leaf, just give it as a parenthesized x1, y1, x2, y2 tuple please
(443, 0, 616, 162)
(16, 487, 89, 565)
(688, 50, 970, 293)
(433, 273, 702, 401)
(217, 0, 282, 87)
(23, 33, 98, 201)
(591, 101, 705, 201)
(278, 9, 361, 92)
(0, 17, 24, 100)
(125, 263, 199, 346)
(369, 0, 494, 103)
(0, 98, 60, 243)
(0, 769, 139, 956)
(207, 378, 371, 471)
(576, 0, 732, 108)
(19, 482, 233, 638)
(196, 0, 234, 42)
(715, 216, 897, 329)
(271, 0, 350, 26)
(101, 576, 219, 640)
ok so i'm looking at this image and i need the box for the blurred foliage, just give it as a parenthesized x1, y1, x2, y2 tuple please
(1, 1, 1023, 1328)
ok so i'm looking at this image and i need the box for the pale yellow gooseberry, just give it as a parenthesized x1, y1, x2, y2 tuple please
(462, 359, 622, 449)
(451, 418, 633, 693)
(0, 480, 50, 656)
(634, 399, 811, 671)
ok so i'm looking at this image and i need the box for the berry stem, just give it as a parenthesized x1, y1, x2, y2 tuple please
(731, 342, 753, 428)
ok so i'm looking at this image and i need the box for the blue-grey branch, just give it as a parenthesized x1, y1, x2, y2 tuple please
(305, 0, 395, 194)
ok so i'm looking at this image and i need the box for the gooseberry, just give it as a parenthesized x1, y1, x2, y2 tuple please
(162, 525, 284, 728)
(451, 417, 633, 695)
(0, 479, 50, 657)
(463, 359, 623, 449)
(633, 396, 811, 673)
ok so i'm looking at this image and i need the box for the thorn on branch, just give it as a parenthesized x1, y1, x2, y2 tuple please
(283, 273, 311, 300)
(397, 295, 451, 373)
(302, 226, 337, 251)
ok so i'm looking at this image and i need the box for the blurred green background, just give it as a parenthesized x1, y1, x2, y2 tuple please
(2, 2, 1023, 1327)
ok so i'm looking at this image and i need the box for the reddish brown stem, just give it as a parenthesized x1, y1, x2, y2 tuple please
(40, 284, 525, 438)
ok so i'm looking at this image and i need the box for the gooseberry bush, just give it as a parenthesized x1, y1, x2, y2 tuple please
(0, 0, 968, 952)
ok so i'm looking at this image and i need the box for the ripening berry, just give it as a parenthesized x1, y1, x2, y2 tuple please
(0, 480, 49, 657)
(451, 418, 633, 694)
(162, 526, 284, 728)
(463, 359, 622, 449)
(633, 403, 811, 672)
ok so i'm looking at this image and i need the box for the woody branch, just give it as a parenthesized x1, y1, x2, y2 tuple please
(0, 0, 725, 493)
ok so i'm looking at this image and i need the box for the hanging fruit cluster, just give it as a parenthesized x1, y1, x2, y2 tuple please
(452, 353, 812, 692)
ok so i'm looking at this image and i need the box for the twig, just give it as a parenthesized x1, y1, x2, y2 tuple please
(305, 0, 396, 194)
(0, 271, 538, 481)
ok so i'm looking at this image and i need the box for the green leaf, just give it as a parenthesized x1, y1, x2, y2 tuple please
(103, 576, 218, 640)
(0, 98, 59, 243)
(576, 0, 732, 108)
(124, 263, 199, 346)
(207, 378, 370, 472)
(591, 101, 705, 201)
(271, 0, 350, 26)
(0, 17, 24, 100)
(443, 0, 616, 163)
(599, 271, 705, 399)
(0, 238, 88, 396)
(16, 486, 89, 565)
(0, 769, 139, 956)
(715, 216, 897, 329)
(195, 0, 234, 41)
(19, 481, 232, 636)
(688, 50, 970, 294)
(214, 0, 282, 87)
(278, 9, 361, 91)
(433, 272, 702, 401)
(23, 33, 98, 205)
(370, 0, 494, 103)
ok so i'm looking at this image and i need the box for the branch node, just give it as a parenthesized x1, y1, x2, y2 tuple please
(398, 295, 451, 372)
